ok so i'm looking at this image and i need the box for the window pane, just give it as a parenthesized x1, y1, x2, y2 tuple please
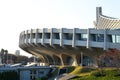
(116, 35, 120, 43)
(81, 34, 87, 41)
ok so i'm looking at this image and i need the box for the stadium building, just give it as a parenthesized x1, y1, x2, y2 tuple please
(19, 7, 120, 66)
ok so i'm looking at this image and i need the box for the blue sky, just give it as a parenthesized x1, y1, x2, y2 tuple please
(0, 0, 119, 56)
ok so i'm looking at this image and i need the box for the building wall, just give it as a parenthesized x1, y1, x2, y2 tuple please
(19, 28, 120, 66)
(0, 67, 53, 80)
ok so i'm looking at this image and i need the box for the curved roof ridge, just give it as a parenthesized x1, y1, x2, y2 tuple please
(100, 14, 118, 20)
(95, 7, 120, 29)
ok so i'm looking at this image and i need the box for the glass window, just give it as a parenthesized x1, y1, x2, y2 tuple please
(112, 35, 120, 43)
(54, 33, 60, 39)
(91, 34, 104, 42)
(97, 34, 104, 42)
(76, 33, 87, 41)
(38, 33, 42, 38)
(64, 33, 73, 40)
(112, 35, 116, 43)
(32, 33, 35, 38)
(81, 34, 87, 41)
(28, 34, 30, 39)
(45, 33, 50, 39)
(116, 35, 120, 43)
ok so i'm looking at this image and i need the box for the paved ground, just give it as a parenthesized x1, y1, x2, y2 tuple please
(54, 73, 77, 80)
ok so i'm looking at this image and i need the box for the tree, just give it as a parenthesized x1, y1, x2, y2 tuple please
(105, 49, 120, 67)
(0, 48, 5, 64)
(4, 50, 8, 64)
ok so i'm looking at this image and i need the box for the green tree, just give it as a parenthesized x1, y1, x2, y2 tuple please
(0, 48, 5, 64)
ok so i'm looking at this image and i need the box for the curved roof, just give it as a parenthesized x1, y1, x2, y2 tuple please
(94, 7, 120, 30)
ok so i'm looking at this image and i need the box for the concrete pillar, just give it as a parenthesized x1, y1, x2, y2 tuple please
(59, 55, 64, 66)
(72, 28, 77, 48)
(26, 30, 29, 44)
(104, 29, 107, 50)
(35, 29, 38, 45)
(71, 55, 78, 66)
(51, 55, 56, 65)
(30, 29, 33, 43)
(41, 28, 45, 45)
(20, 31, 25, 48)
(87, 28, 90, 48)
(23, 31, 25, 44)
(60, 28, 63, 47)
(50, 28, 53, 46)
(96, 7, 102, 29)
(44, 55, 49, 66)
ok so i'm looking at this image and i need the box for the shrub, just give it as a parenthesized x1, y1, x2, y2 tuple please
(92, 71, 106, 77)
(37, 76, 48, 80)
(0, 71, 19, 80)
(114, 70, 120, 77)
(81, 68, 93, 73)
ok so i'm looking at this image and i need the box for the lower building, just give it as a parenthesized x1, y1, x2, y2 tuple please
(0, 66, 53, 80)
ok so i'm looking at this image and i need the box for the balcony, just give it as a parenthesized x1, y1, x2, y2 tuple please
(90, 41, 104, 48)
(75, 40, 86, 46)
(53, 39, 60, 45)
(44, 39, 50, 44)
(63, 40, 72, 45)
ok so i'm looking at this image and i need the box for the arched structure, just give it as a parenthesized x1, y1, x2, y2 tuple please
(19, 7, 120, 66)
(19, 28, 120, 66)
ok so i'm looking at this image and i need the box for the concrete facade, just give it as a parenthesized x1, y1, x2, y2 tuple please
(19, 7, 120, 66)
(19, 28, 120, 66)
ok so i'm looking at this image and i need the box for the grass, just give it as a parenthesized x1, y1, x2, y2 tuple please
(51, 66, 94, 79)
(70, 66, 82, 74)
(70, 66, 94, 77)
(37, 66, 120, 80)
(71, 68, 120, 80)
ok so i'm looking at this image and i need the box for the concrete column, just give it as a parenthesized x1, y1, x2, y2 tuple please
(51, 55, 56, 65)
(26, 30, 29, 44)
(104, 29, 107, 50)
(71, 55, 78, 66)
(23, 31, 25, 44)
(35, 29, 38, 45)
(87, 28, 90, 48)
(50, 28, 53, 46)
(60, 28, 63, 47)
(41, 28, 45, 45)
(72, 28, 77, 48)
(96, 7, 102, 29)
(30, 29, 33, 43)
(20, 31, 25, 48)
(59, 55, 64, 66)
(20, 32, 23, 46)
(44, 55, 49, 66)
